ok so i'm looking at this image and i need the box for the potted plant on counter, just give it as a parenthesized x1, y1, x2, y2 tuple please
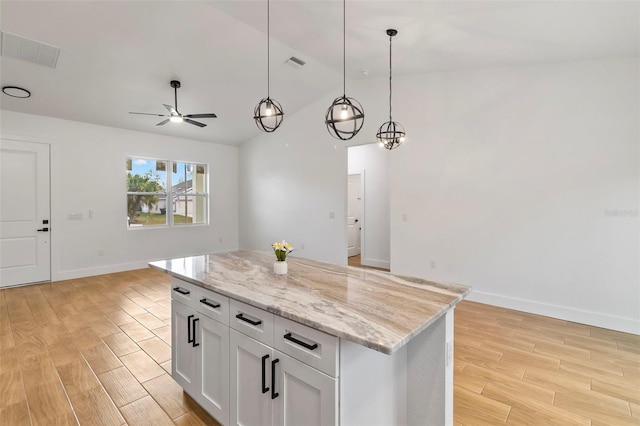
(272, 240, 293, 275)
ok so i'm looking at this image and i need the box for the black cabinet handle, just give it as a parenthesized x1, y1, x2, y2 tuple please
(173, 287, 190, 295)
(200, 298, 221, 309)
(192, 318, 199, 347)
(284, 333, 318, 351)
(36, 227, 49, 232)
(235, 313, 262, 326)
(271, 358, 279, 399)
(187, 314, 194, 343)
(261, 354, 270, 394)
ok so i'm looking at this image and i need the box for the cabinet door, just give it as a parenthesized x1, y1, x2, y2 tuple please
(197, 315, 230, 426)
(172, 300, 197, 393)
(272, 352, 337, 426)
(230, 329, 273, 426)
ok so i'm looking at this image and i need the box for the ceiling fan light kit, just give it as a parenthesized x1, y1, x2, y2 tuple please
(325, 0, 365, 141)
(376, 29, 405, 150)
(129, 79, 217, 128)
(254, 0, 284, 133)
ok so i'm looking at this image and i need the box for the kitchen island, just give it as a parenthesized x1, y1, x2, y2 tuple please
(150, 250, 470, 426)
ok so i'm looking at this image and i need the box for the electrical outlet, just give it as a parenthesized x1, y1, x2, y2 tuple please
(97, 248, 104, 256)
(68, 213, 83, 220)
(402, 213, 407, 222)
(329, 212, 335, 219)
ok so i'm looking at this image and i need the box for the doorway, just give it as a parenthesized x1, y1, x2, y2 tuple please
(347, 171, 363, 266)
(0, 139, 51, 287)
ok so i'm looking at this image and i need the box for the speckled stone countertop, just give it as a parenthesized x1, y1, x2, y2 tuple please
(150, 250, 470, 354)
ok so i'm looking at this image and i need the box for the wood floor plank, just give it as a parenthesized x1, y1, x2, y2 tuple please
(120, 350, 165, 383)
(453, 384, 510, 425)
(554, 387, 632, 422)
(0, 400, 31, 426)
(463, 364, 554, 404)
(120, 320, 155, 342)
(153, 324, 172, 344)
(56, 359, 101, 397)
(142, 373, 199, 420)
(47, 337, 84, 367)
(138, 336, 171, 364)
(102, 332, 140, 357)
(120, 395, 174, 426)
(98, 366, 149, 407)
(591, 377, 640, 405)
(20, 353, 60, 389)
(0, 368, 26, 410)
(82, 343, 123, 375)
(66, 385, 126, 426)
(24, 379, 75, 425)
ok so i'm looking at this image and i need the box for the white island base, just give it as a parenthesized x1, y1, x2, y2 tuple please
(339, 312, 453, 426)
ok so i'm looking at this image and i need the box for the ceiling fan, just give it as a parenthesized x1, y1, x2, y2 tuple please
(129, 80, 217, 127)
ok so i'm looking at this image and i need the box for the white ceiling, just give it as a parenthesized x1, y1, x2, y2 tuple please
(1, 1, 638, 146)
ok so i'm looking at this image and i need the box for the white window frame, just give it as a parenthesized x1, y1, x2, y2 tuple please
(126, 157, 209, 229)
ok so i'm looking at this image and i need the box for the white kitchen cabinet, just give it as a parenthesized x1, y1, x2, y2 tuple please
(229, 329, 273, 426)
(230, 329, 337, 426)
(172, 288, 230, 426)
(273, 351, 337, 426)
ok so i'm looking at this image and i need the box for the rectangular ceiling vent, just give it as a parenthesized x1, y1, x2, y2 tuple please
(1, 31, 60, 69)
(285, 56, 306, 68)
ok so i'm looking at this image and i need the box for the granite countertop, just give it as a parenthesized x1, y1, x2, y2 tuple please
(150, 250, 470, 354)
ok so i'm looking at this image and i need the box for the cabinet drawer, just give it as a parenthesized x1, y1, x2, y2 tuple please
(229, 299, 274, 347)
(171, 278, 197, 307)
(274, 316, 339, 377)
(194, 286, 230, 326)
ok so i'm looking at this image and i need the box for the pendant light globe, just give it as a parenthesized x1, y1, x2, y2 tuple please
(325, 0, 364, 141)
(254, 97, 284, 132)
(376, 28, 405, 150)
(254, 0, 284, 132)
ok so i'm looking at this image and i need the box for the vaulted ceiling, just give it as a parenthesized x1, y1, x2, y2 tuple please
(1, 1, 638, 146)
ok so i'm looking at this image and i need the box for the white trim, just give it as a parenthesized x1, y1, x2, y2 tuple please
(468, 290, 640, 335)
(361, 258, 390, 270)
(53, 261, 149, 281)
(347, 170, 365, 260)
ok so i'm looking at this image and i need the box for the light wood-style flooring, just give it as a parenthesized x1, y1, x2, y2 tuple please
(0, 269, 638, 425)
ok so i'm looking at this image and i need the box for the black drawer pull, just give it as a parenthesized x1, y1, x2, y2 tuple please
(187, 314, 194, 343)
(271, 358, 279, 399)
(235, 313, 262, 326)
(284, 333, 318, 351)
(173, 287, 190, 295)
(192, 318, 200, 347)
(261, 354, 270, 394)
(200, 298, 221, 309)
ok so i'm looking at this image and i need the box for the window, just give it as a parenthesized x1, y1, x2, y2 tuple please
(126, 157, 208, 228)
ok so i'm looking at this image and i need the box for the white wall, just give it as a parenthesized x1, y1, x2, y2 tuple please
(1, 110, 239, 281)
(384, 58, 639, 334)
(348, 144, 390, 269)
(240, 57, 639, 334)
(238, 94, 349, 265)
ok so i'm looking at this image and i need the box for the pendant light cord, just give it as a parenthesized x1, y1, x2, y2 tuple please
(388, 32, 392, 122)
(267, 0, 270, 98)
(343, 0, 346, 96)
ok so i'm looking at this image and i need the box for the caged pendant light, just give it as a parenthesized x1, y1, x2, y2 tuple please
(376, 29, 405, 150)
(254, 0, 284, 132)
(325, 0, 364, 141)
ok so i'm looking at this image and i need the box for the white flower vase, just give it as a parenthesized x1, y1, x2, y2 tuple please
(273, 261, 288, 275)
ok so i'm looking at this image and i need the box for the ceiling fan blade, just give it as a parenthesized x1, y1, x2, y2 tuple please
(184, 113, 217, 119)
(156, 119, 170, 126)
(185, 118, 206, 128)
(130, 112, 169, 117)
(163, 104, 178, 115)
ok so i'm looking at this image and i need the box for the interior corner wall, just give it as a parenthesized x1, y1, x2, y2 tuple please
(348, 144, 390, 269)
(0, 110, 239, 281)
(377, 57, 638, 334)
(238, 93, 349, 265)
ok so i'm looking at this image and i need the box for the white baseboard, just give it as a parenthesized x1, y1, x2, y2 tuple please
(467, 290, 640, 335)
(361, 257, 390, 270)
(53, 261, 149, 281)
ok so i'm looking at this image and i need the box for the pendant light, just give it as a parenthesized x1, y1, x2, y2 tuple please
(254, 0, 284, 132)
(325, 0, 364, 141)
(376, 29, 405, 150)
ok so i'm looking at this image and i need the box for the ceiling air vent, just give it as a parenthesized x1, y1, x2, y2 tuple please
(285, 56, 306, 68)
(1, 31, 60, 69)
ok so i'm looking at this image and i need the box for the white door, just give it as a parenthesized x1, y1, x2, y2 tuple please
(199, 315, 230, 426)
(0, 139, 51, 287)
(273, 352, 337, 426)
(172, 300, 197, 393)
(230, 329, 273, 426)
(347, 173, 363, 258)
